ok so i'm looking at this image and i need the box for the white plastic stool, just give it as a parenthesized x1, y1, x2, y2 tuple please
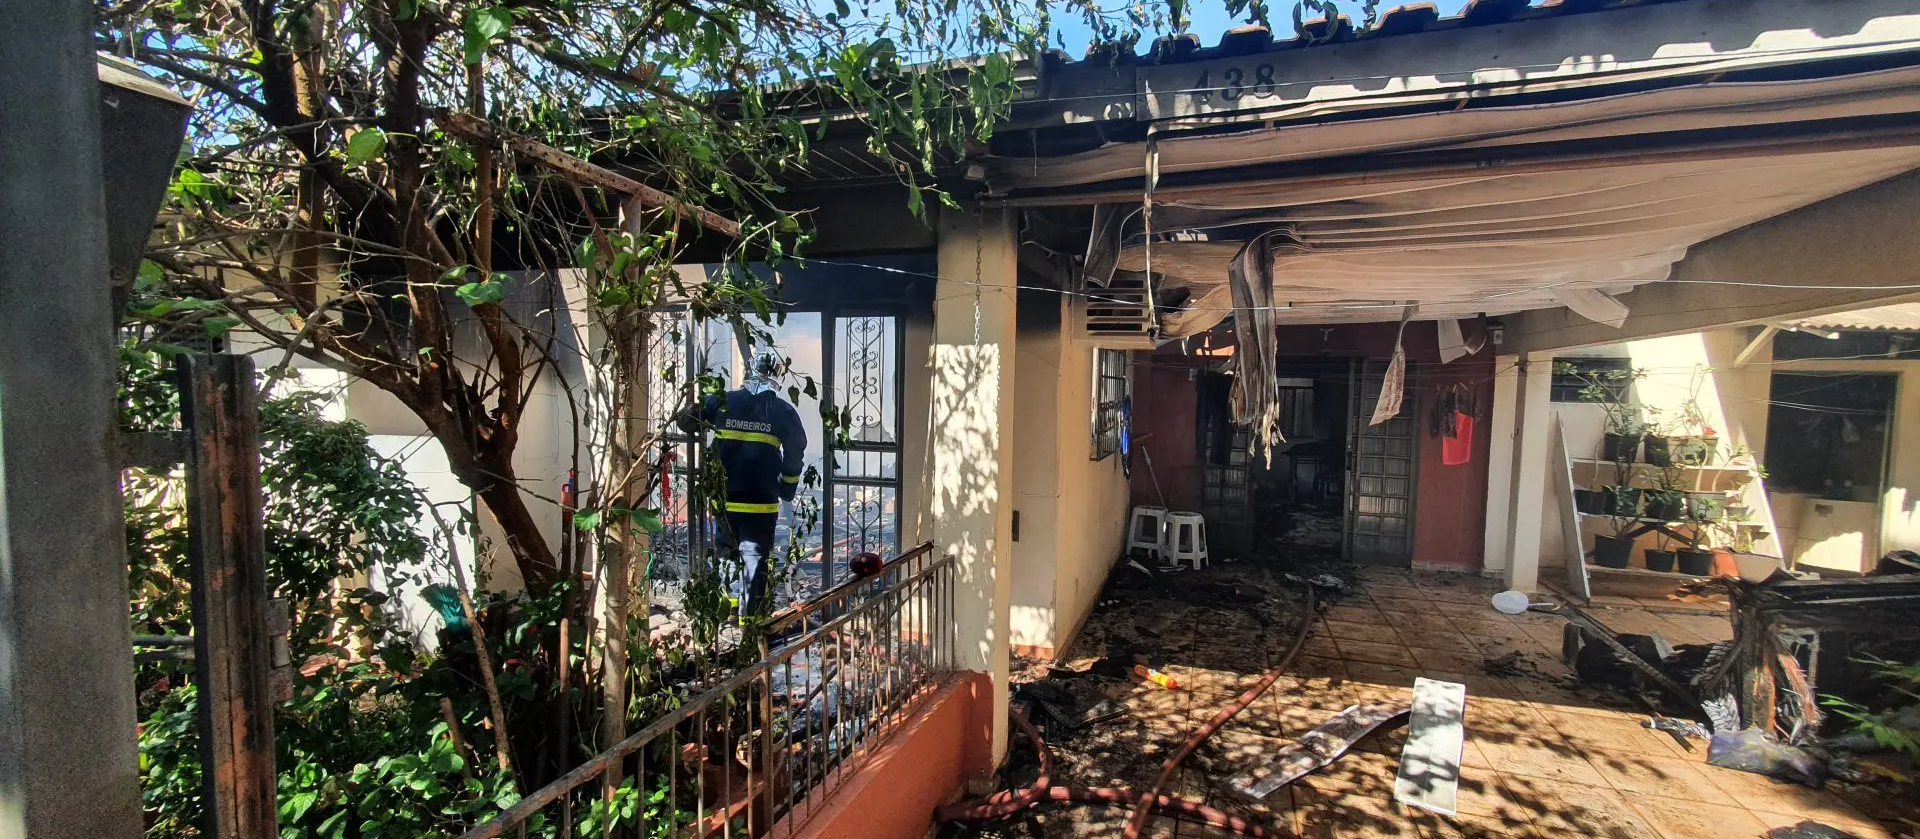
(1161, 511, 1209, 570)
(1126, 506, 1168, 561)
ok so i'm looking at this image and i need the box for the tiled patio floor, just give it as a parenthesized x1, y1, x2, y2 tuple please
(1017, 563, 1906, 839)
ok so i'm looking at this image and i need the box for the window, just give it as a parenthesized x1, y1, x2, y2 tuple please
(1275, 378, 1316, 439)
(1764, 373, 1895, 500)
(1550, 357, 1631, 403)
(1092, 349, 1130, 460)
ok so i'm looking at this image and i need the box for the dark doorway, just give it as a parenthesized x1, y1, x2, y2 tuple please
(1189, 359, 1343, 561)
(1189, 356, 1417, 567)
(1765, 372, 1896, 503)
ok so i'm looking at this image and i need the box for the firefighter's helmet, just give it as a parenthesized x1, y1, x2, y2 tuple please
(748, 348, 784, 381)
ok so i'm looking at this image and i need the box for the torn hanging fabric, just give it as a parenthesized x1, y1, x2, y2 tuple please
(1371, 303, 1416, 426)
(1081, 203, 1124, 289)
(1228, 229, 1287, 463)
(1437, 318, 1469, 364)
(1553, 287, 1630, 328)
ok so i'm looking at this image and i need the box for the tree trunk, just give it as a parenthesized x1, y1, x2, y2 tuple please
(472, 461, 561, 587)
(601, 304, 653, 791)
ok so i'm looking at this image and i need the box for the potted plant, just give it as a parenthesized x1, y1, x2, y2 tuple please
(1600, 404, 1650, 463)
(1603, 485, 1642, 517)
(1686, 493, 1721, 522)
(1556, 361, 1648, 462)
(1641, 406, 1674, 466)
(1667, 398, 1720, 466)
(1644, 532, 1677, 573)
(1594, 517, 1636, 569)
(1720, 523, 1780, 582)
(1641, 434, 1672, 467)
(1643, 454, 1689, 520)
(1676, 532, 1715, 576)
(1644, 488, 1685, 521)
(1573, 487, 1607, 515)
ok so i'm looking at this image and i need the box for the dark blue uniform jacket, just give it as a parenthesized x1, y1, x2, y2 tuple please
(690, 388, 807, 511)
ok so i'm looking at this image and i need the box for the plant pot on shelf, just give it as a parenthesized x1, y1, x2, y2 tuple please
(1642, 436, 1672, 467)
(1676, 547, 1714, 575)
(1573, 488, 1607, 515)
(1724, 504, 1751, 520)
(1594, 535, 1635, 568)
(1602, 433, 1643, 463)
(1644, 490, 1686, 521)
(1644, 549, 1677, 573)
(1603, 486, 1642, 517)
(1672, 435, 1717, 466)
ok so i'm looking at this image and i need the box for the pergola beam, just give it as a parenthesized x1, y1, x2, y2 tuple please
(1734, 325, 1779, 368)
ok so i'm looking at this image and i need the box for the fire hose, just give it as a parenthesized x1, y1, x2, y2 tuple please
(934, 708, 1276, 837)
(1124, 586, 1318, 838)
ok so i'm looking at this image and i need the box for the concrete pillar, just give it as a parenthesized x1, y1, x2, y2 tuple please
(930, 207, 1017, 766)
(0, 6, 145, 838)
(1503, 353, 1555, 593)
(1480, 356, 1521, 576)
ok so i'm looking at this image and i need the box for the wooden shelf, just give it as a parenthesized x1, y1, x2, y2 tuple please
(1570, 457, 1755, 473)
(1575, 512, 1765, 527)
(1583, 563, 1711, 580)
(1570, 459, 1756, 493)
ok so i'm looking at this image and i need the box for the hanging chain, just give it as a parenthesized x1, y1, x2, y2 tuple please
(972, 207, 985, 346)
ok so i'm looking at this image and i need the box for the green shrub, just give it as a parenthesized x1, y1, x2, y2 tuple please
(1823, 654, 1920, 758)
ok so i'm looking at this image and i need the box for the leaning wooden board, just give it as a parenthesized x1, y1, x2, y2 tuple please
(1394, 678, 1468, 816)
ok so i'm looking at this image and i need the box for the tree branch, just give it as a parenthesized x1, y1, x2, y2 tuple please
(514, 34, 706, 112)
(119, 49, 271, 114)
(437, 110, 743, 239)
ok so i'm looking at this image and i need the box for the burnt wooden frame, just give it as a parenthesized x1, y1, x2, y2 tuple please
(1696, 574, 1920, 736)
(128, 354, 281, 839)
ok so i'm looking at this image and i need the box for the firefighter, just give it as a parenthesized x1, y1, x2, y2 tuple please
(683, 348, 806, 618)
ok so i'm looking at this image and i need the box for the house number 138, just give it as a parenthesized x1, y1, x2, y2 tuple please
(1192, 64, 1279, 104)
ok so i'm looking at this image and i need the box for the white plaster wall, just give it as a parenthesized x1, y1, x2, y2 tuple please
(1009, 296, 1063, 651)
(1048, 331, 1130, 655)
(1005, 293, 1131, 656)
(365, 434, 478, 646)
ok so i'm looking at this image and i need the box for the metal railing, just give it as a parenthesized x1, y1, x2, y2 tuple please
(460, 543, 955, 839)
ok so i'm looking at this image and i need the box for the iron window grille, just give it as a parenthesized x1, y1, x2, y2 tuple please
(1550, 356, 1632, 403)
(1092, 348, 1130, 460)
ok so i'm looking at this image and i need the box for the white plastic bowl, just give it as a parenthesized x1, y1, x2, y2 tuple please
(1491, 590, 1531, 615)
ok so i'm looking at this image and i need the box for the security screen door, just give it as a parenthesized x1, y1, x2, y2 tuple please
(650, 310, 902, 599)
(1345, 359, 1418, 567)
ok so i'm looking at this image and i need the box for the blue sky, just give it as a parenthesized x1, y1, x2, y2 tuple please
(1046, 0, 1473, 57)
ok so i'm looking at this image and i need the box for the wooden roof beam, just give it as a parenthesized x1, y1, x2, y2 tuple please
(435, 110, 743, 239)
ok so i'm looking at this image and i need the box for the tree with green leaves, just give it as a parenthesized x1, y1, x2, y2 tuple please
(95, 0, 1062, 591)
(96, 0, 1304, 820)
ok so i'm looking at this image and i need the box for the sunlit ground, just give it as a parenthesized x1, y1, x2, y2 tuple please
(1007, 564, 1902, 839)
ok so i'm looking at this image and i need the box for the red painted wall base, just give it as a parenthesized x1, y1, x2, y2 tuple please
(776, 672, 994, 839)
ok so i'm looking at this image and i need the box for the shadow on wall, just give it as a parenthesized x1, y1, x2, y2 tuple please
(930, 340, 1006, 671)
